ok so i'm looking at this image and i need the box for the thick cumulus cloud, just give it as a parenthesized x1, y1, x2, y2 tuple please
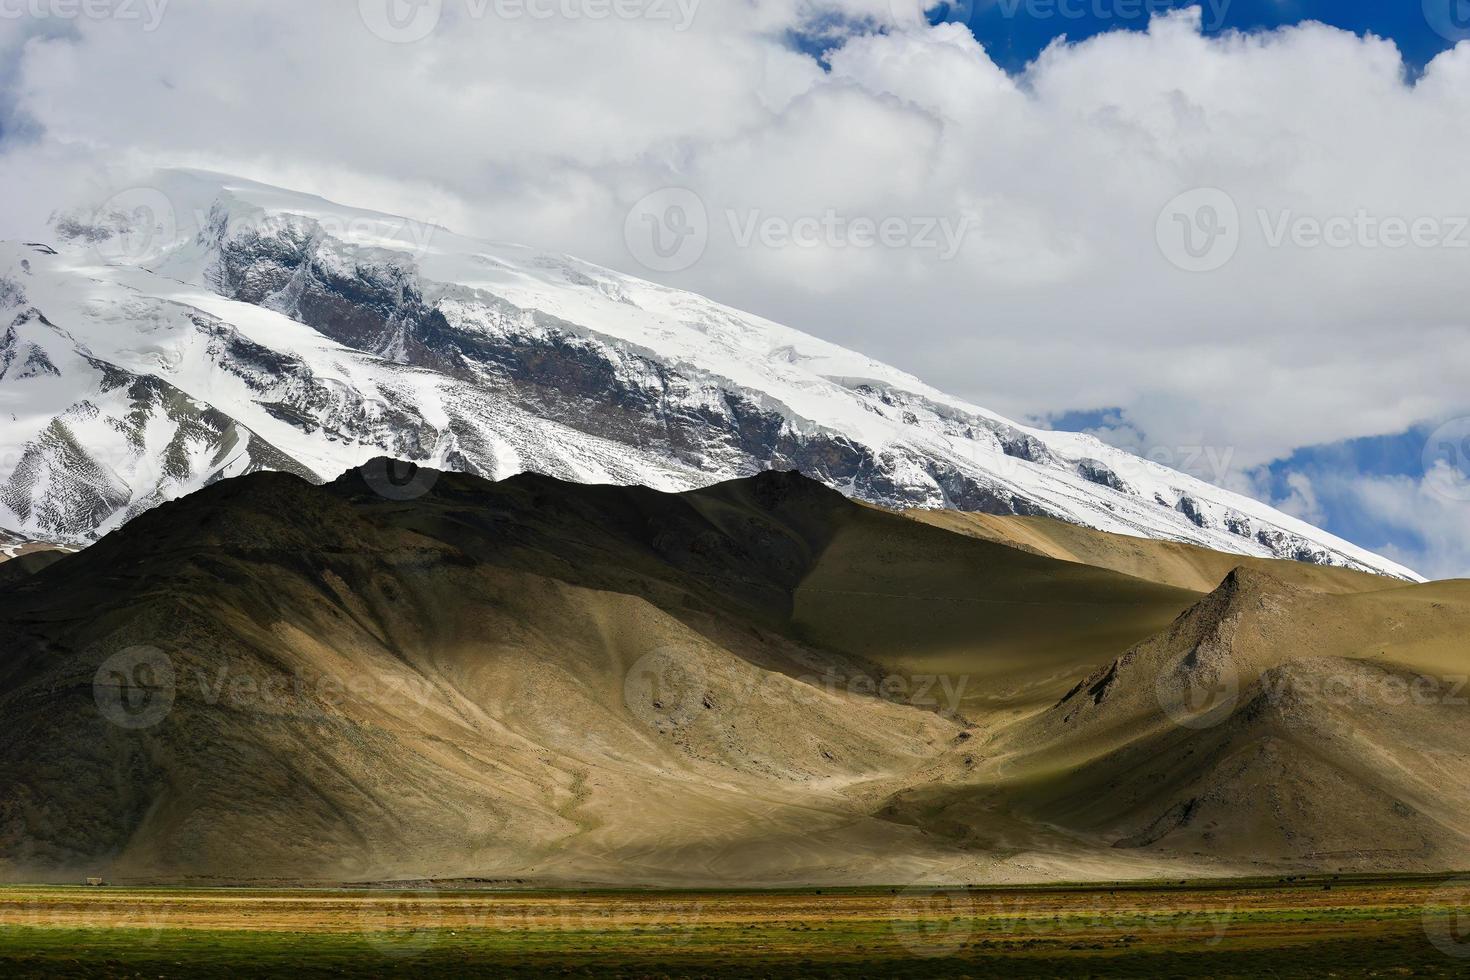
(2, 1, 1469, 484)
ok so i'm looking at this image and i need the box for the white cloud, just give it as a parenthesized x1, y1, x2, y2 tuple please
(2, 3, 1470, 478)
(1341, 473, 1470, 581)
(1273, 472, 1326, 528)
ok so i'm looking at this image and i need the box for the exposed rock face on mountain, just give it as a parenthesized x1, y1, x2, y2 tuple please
(0, 465, 1462, 887)
(0, 170, 1418, 580)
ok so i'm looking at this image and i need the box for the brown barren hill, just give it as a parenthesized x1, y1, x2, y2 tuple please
(0, 463, 1464, 887)
(906, 509, 1407, 594)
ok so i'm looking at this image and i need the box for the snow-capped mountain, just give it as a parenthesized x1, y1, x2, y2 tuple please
(0, 528, 38, 560)
(0, 170, 1419, 580)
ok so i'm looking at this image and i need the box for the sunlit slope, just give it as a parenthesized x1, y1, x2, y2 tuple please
(329, 466, 1202, 716)
(883, 567, 1470, 875)
(907, 509, 1405, 594)
(0, 464, 1463, 887)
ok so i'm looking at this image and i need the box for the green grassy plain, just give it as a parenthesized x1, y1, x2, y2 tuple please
(2, 877, 1470, 977)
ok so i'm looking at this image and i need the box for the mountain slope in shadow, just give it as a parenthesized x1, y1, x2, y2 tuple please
(0, 463, 1462, 886)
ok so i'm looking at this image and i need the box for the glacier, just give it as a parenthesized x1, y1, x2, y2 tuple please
(0, 169, 1420, 581)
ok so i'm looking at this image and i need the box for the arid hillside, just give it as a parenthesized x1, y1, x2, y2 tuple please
(0, 463, 1464, 887)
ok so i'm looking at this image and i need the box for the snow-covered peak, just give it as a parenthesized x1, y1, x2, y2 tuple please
(1, 170, 1419, 581)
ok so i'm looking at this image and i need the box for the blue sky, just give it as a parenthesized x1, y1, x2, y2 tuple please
(942, 0, 1467, 72)
(929, 0, 1470, 581)
(1038, 410, 1470, 581)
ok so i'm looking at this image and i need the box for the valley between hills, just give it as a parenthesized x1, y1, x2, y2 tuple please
(0, 463, 1466, 889)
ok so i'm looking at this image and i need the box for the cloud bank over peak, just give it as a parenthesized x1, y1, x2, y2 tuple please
(1, 2, 1468, 569)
